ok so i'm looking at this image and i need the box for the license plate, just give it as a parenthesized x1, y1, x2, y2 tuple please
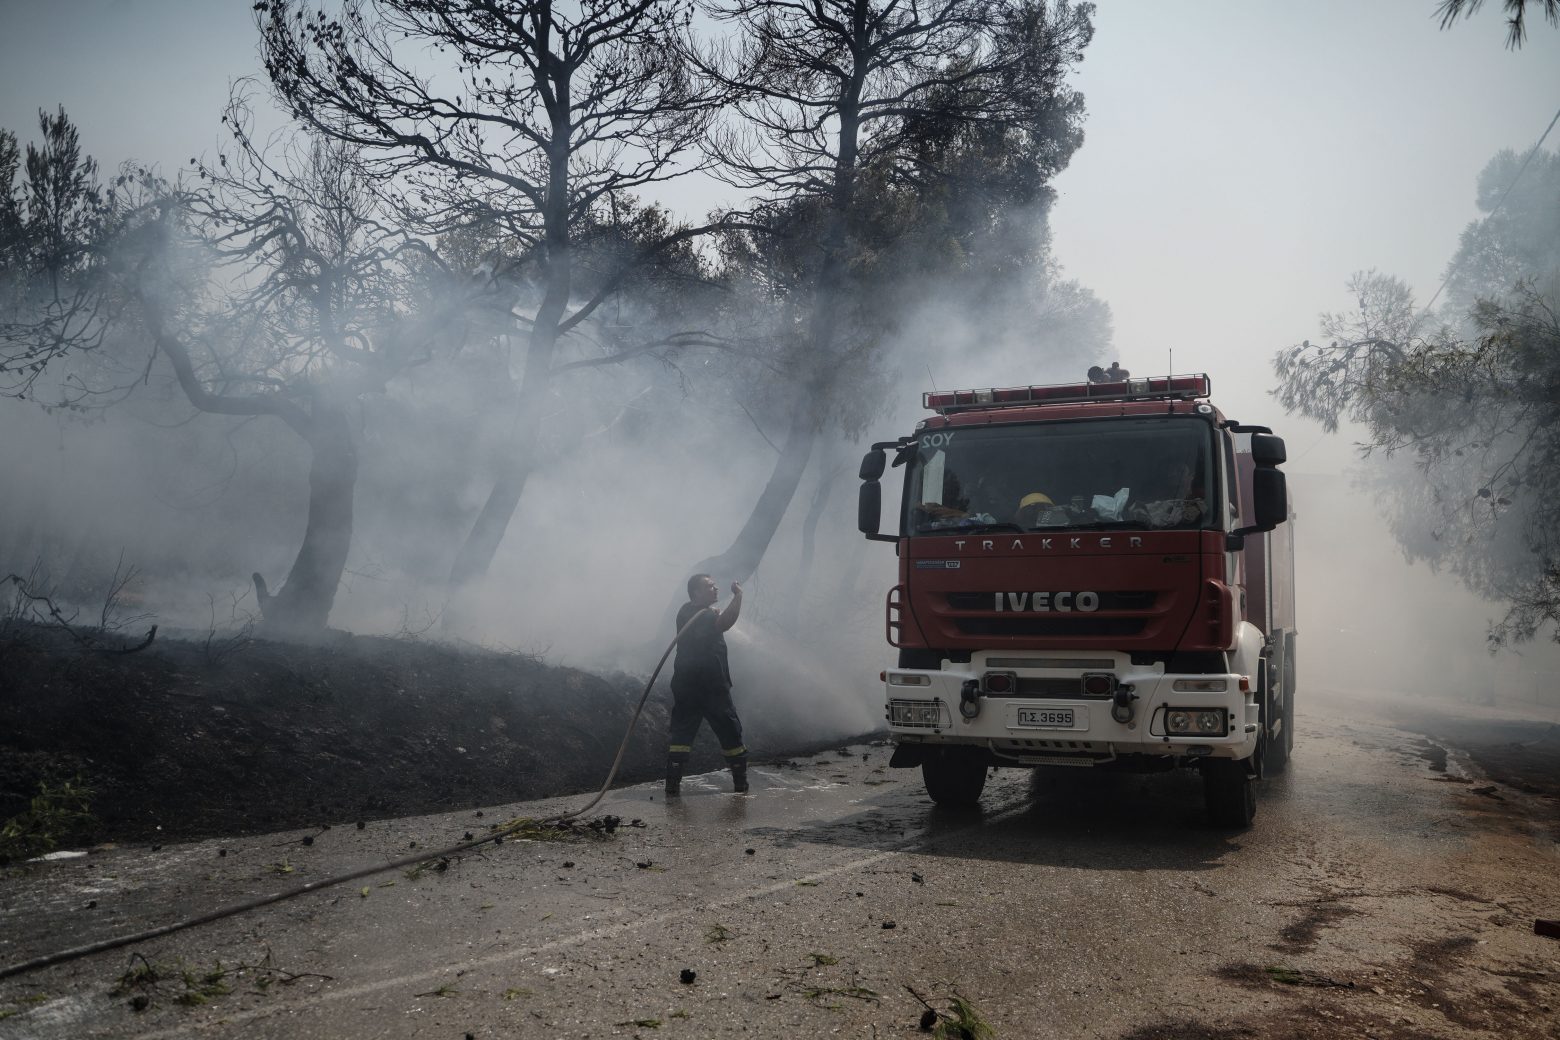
(1014, 707, 1077, 729)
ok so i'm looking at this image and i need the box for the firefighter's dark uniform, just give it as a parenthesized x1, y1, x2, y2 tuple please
(666, 601, 748, 793)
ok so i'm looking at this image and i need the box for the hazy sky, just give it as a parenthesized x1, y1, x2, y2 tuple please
(4, 1, 1556, 476)
(1048, 1, 1560, 472)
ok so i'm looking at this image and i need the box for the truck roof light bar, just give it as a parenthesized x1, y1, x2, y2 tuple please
(923, 374, 1212, 414)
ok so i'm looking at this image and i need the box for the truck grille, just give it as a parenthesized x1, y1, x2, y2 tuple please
(955, 616, 1146, 638)
(946, 591, 1157, 611)
(944, 590, 1155, 639)
(1010, 677, 1114, 699)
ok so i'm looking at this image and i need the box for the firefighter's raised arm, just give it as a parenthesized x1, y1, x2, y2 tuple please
(716, 581, 743, 631)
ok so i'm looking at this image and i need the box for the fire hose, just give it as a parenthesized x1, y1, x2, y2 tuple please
(0, 609, 710, 982)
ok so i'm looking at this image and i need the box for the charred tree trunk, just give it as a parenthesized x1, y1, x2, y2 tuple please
(688, 86, 861, 590)
(446, 451, 536, 593)
(138, 286, 362, 640)
(446, 142, 573, 595)
(650, 406, 818, 651)
(682, 277, 846, 590)
(690, 406, 817, 585)
(255, 404, 358, 638)
(444, 297, 566, 594)
(784, 459, 842, 633)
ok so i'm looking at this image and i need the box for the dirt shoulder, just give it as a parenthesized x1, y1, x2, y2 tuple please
(1421, 714, 1560, 799)
(1314, 686, 1560, 830)
(0, 622, 840, 854)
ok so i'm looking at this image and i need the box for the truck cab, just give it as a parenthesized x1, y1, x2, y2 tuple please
(859, 373, 1296, 827)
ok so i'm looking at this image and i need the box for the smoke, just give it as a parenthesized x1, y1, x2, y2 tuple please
(365, 351, 900, 738)
(0, 188, 1115, 749)
(9, 14, 1552, 756)
(0, 382, 306, 621)
(1286, 463, 1560, 711)
(7, 219, 1554, 745)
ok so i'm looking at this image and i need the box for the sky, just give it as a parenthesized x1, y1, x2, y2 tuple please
(1047, 1, 1560, 472)
(3, 0, 1560, 694)
(4, 0, 1556, 470)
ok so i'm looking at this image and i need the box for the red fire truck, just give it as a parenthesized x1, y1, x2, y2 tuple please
(857, 373, 1295, 827)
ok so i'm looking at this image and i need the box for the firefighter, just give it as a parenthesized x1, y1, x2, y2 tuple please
(1014, 491, 1056, 528)
(665, 574, 748, 795)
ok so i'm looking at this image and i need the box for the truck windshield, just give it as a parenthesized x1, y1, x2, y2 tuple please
(905, 417, 1214, 534)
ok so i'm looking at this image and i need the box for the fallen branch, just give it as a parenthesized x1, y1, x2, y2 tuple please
(1265, 966, 1356, 988)
(101, 626, 157, 655)
(3, 572, 157, 654)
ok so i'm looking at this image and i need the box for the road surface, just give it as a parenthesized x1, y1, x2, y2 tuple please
(1, 688, 1557, 1039)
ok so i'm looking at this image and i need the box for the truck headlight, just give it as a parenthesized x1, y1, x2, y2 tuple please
(887, 673, 931, 686)
(1165, 707, 1228, 737)
(888, 699, 945, 727)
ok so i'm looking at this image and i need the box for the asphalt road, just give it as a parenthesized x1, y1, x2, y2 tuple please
(1, 689, 1557, 1040)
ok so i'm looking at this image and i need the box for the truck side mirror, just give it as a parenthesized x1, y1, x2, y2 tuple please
(859, 449, 887, 481)
(1251, 433, 1287, 467)
(858, 480, 882, 537)
(1252, 467, 1288, 530)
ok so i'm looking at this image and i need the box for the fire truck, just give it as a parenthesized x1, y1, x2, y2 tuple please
(857, 373, 1295, 827)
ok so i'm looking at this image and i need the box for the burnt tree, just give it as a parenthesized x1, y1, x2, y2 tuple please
(130, 124, 436, 637)
(687, 0, 1095, 585)
(256, 0, 730, 597)
(1, 107, 438, 636)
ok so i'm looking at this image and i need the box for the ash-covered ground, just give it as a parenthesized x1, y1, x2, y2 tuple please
(1413, 710, 1560, 831)
(0, 621, 864, 855)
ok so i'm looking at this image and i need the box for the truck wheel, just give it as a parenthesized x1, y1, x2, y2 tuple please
(1203, 758, 1255, 828)
(922, 748, 987, 807)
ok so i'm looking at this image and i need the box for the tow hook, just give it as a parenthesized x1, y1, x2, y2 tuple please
(1110, 685, 1139, 724)
(959, 678, 981, 719)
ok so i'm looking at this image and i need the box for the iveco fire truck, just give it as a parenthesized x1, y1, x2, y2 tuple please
(857, 373, 1296, 827)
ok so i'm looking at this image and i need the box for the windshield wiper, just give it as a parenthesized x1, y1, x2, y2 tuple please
(918, 521, 1026, 535)
(1028, 519, 1136, 532)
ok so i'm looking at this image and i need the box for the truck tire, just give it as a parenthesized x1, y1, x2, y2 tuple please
(1203, 758, 1255, 828)
(922, 748, 987, 807)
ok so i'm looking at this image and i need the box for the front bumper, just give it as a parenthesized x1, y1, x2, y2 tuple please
(883, 653, 1259, 762)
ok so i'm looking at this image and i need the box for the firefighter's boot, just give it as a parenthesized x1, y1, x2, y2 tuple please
(730, 760, 749, 794)
(665, 759, 684, 797)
